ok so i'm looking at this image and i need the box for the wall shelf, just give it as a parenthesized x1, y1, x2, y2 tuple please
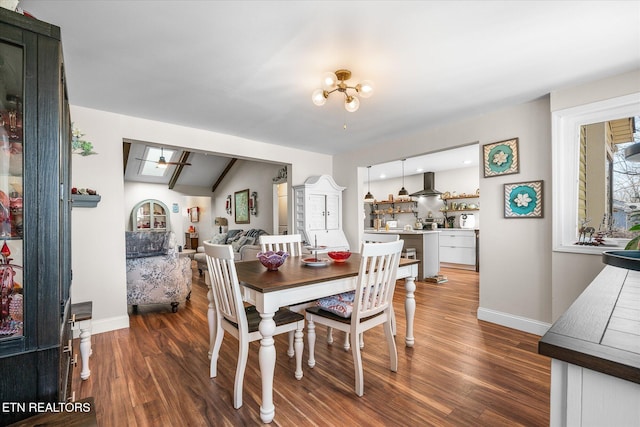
(441, 208, 479, 213)
(370, 200, 418, 219)
(72, 194, 101, 208)
(441, 195, 479, 201)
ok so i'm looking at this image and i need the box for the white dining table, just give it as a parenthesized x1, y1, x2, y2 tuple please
(207, 254, 420, 423)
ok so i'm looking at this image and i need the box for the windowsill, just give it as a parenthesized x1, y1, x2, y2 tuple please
(554, 238, 629, 255)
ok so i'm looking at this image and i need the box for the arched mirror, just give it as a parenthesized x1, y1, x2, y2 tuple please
(552, 93, 640, 254)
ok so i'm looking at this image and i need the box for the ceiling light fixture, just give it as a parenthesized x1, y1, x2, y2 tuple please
(311, 69, 373, 113)
(364, 166, 375, 202)
(156, 156, 168, 169)
(398, 159, 409, 197)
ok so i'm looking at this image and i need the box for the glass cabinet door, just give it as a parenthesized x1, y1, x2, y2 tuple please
(0, 40, 24, 341)
(132, 199, 169, 231)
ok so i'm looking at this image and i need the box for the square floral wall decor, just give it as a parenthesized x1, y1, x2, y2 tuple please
(504, 180, 543, 218)
(483, 137, 519, 177)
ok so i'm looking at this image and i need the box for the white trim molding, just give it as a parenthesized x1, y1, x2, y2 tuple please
(477, 307, 551, 336)
(552, 92, 640, 255)
(88, 315, 130, 336)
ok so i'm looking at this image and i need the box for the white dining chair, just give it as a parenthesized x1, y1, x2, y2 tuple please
(332, 231, 399, 348)
(259, 234, 307, 357)
(259, 234, 304, 256)
(305, 239, 404, 396)
(204, 242, 304, 409)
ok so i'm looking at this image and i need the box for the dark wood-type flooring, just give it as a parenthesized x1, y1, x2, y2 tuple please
(71, 266, 550, 426)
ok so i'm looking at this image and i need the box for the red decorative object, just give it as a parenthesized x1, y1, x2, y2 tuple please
(0, 240, 22, 337)
(327, 251, 351, 263)
(1, 241, 10, 258)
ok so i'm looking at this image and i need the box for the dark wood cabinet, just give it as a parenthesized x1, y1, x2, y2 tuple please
(0, 8, 72, 425)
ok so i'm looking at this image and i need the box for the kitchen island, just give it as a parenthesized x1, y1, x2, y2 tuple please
(365, 229, 440, 279)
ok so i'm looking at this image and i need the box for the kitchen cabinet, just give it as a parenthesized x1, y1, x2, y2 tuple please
(0, 9, 73, 424)
(293, 175, 349, 248)
(131, 199, 169, 231)
(439, 229, 478, 271)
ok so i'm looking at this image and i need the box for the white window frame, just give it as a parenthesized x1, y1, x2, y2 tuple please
(552, 93, 640, 254)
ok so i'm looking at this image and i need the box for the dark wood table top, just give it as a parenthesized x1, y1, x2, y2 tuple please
(235, 254, 420, 294)
(538, 265, 640, 384)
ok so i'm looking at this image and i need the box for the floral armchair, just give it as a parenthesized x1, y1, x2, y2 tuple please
(125, 231, 192, 313)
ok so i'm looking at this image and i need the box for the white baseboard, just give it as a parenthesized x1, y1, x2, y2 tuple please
(72, 315, 129, 338)
(477, 307, 551, 336)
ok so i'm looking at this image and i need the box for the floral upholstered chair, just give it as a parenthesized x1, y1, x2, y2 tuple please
(125, 231, 192, 313)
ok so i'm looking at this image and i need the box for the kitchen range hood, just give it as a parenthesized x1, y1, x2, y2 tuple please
(409, 172, 442, 197)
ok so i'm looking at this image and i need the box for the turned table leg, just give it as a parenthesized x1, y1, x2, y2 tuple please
(71, 301, 93, 380)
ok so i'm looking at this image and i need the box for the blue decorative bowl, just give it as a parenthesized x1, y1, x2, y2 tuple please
(257, 251, 289, 271)
(602, 250, 640, 271)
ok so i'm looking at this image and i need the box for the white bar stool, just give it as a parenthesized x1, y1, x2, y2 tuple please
(402, 248, 417, 259)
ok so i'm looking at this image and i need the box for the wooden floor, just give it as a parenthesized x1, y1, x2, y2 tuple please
(72, 267, 550, 426)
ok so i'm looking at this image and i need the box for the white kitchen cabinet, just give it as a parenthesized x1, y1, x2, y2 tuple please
(439, 229, 478, 270)
(293, 175, 348, 248)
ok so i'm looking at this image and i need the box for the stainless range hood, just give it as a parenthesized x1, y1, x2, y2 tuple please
(409, 172, 442, 197)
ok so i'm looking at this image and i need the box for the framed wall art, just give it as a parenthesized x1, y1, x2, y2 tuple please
(504, 180, 543, 218)
(189, 206, 199, 222)
(483, 137, 519, 177)
(234, 189, 250, 224)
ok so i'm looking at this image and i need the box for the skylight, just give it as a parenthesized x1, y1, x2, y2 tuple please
(140, 147, 176, 176)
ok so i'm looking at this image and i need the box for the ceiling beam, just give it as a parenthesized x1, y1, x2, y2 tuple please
(211, 158, 238, 193)
(123, 141, 131, 173)
(168, 151, 192, 189)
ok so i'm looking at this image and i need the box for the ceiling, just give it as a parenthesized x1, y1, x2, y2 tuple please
(16, 1, 640, 186)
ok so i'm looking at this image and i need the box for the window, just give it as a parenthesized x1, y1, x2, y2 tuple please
(552, 93, 640, 254)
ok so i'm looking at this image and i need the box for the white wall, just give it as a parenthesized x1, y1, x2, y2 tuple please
(209, 159, 283, 236)
(70, 106, 332, 334)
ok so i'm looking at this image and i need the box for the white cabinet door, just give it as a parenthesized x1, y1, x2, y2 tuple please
(325, 194, 340, 230)
(308, 194, 327, 230)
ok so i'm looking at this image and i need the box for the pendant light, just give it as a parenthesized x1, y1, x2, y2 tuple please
(398, 159, 409, 197)
(364, 166, 375, 202)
